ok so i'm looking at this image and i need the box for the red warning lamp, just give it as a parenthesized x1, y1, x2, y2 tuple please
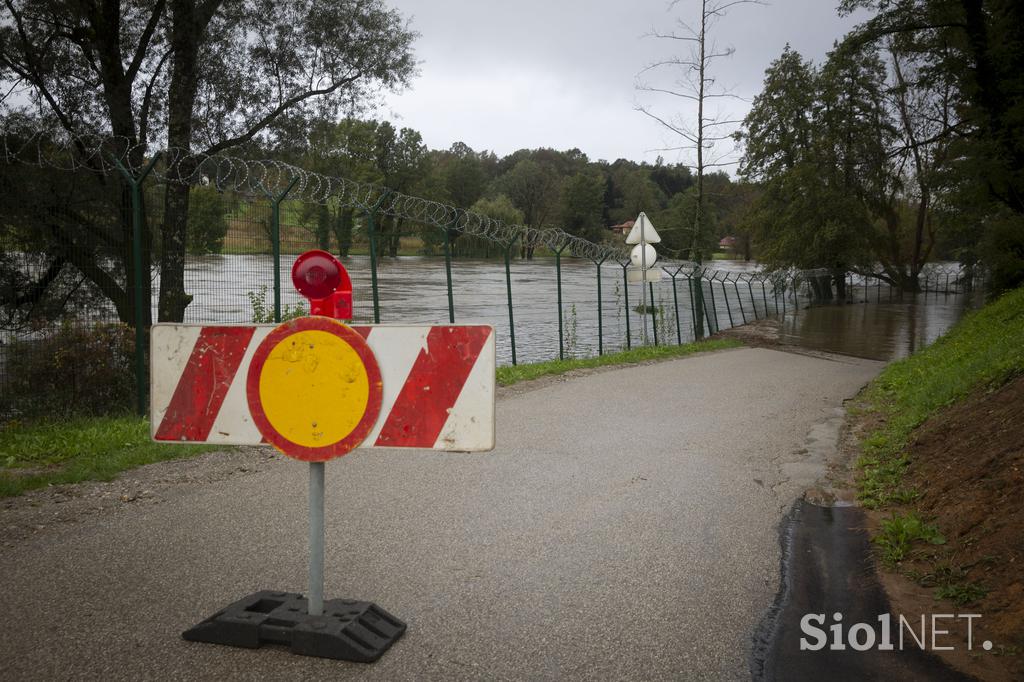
(291, 249, 353, 320)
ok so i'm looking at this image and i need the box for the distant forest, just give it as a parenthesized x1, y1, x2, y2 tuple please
(248, 118, 754, 262)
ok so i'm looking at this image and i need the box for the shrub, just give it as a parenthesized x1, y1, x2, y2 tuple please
(187, 185, 233, 254)
(1, 322, 136, 421)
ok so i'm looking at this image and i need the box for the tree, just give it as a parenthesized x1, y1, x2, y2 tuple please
(609, 168, 666, 225)
(637, 0, 762, 335)
(374, 121, 428, 257)
(739, 41, 944, 295)
(498, 158, 561, 259)
(739, 45, 817, 179)
(464, 194, 523, 258)
(559, 172, 606, 242)
(471, 194, 524, 226)
(293, 117, 381, 256)
(186, 185, 234, 254)
(0, 0, 416, 322)
(839, 0, 1024, 292)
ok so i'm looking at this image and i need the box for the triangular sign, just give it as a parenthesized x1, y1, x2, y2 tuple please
(625, 212, 661, 245)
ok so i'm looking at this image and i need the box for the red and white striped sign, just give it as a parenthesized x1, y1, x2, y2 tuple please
(150, 323, 495, 451)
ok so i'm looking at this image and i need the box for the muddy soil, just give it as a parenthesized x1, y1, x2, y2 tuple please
(891, 376, 1024, 680)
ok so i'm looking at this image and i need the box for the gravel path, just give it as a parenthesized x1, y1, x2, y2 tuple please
(1, 347, 882, 680)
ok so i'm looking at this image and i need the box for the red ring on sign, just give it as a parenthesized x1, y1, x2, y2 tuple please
(246, 317, 382, 462)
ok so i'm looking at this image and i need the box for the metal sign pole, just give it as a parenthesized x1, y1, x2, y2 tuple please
(640, 214, 649, 346)
(308, 461, 325, 616)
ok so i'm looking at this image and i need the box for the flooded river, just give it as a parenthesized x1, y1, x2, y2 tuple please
(776, 290, 981, 361)
(181, 254, 978, 365)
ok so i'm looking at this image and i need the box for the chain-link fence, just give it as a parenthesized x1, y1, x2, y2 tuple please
(0, 130, 984, 423)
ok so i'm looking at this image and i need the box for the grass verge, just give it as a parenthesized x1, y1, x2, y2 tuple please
(856, 286, 1024, 508)
(0, 416, 217, 498)
(0, 339, 739, 497)
(496, 338, 741, 386)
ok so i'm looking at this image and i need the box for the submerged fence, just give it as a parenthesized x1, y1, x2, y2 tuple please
(0, 130, 983, 422)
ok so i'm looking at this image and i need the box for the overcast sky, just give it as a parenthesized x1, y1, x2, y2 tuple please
(381, 0, 871, 167)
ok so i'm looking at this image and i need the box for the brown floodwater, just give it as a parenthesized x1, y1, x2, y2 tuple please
(776, 289, 983, 362)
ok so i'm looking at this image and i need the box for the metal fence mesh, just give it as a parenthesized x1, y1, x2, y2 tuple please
(1, 139, 983, 422)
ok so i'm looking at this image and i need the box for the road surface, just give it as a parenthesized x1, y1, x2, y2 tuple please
(1, 347, 882, 680)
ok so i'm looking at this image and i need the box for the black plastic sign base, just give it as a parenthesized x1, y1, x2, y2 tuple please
(182, 590, 406, 662)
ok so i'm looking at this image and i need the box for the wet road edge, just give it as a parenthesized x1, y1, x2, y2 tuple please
(749, 499, 975, 681)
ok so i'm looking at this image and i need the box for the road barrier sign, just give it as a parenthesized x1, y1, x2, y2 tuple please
(167, 320, 494, 659)
(151, 323, 496, 452)
(172, 251, 496, 663)
(246, 316, 383, 461)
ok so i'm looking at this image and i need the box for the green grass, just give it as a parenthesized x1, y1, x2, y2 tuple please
(496, 339, 741, 386)
(0, 416, 217, 498)
(936, 581, 990, 606)
(857, 286, 1024, 508)
(873, 512, 946, 566)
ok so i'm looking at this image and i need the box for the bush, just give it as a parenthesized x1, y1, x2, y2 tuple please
(1, 322, 136, 421)
(981, 210, 1024, 296)
(187, 185, 233, 254)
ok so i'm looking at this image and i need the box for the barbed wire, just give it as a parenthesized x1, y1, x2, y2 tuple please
(1, 127, 651, 265)
(0, 126, 974, 284)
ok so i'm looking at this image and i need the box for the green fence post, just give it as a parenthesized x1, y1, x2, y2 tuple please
(733, 277, 747, 324)
(747, 278, 758, 320)
(265, 176, 300, 323)
(702, 280, 714, 334)
(595, 256, 608, 355)
(687, 275, 699, 340)
(443, 215, 457, 323)
(112, 153, 161, 416)
(504, 235, 519, 365)
(792, 275, 799, 316)
(668, 268, 682, 345)
(718, 274, 735, 328)
(649, 281, 658, 346)
(620, 260, 632, 349)
(554, 245, 567, 360)
(364, 192, 391, 324)
(706, 274, 721, 332)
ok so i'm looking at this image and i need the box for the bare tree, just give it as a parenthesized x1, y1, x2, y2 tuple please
(636, 0, 761, 337)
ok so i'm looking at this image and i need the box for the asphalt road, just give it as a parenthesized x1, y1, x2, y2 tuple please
(1, 347, 882, 680)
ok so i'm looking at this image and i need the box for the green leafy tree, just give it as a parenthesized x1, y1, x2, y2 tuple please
(464, 194, 524, 258)
(471, 194, 525, 226)
(375, 122, 429, 257)
(740, 45, 817, 179)
(0, 0, 417, 323)
(293, 118, 382, 256)
(186, 186, 235, 254)
(839, 0, 1024, 292)
(559, 173, 606, 242)
(610, 168, 666, 225)
(739, 43, 908, 295)
(498, 158, 561, 259)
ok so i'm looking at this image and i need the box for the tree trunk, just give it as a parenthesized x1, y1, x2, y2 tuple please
(388, 216, 402, 257)
(832, 269, 847, 303)
(334, 208, 354, 256)
(316, 204, 331, 250)
(159, 0, 217, 321)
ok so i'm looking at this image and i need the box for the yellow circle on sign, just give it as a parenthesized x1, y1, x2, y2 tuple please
(257, 329, 370, 448)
